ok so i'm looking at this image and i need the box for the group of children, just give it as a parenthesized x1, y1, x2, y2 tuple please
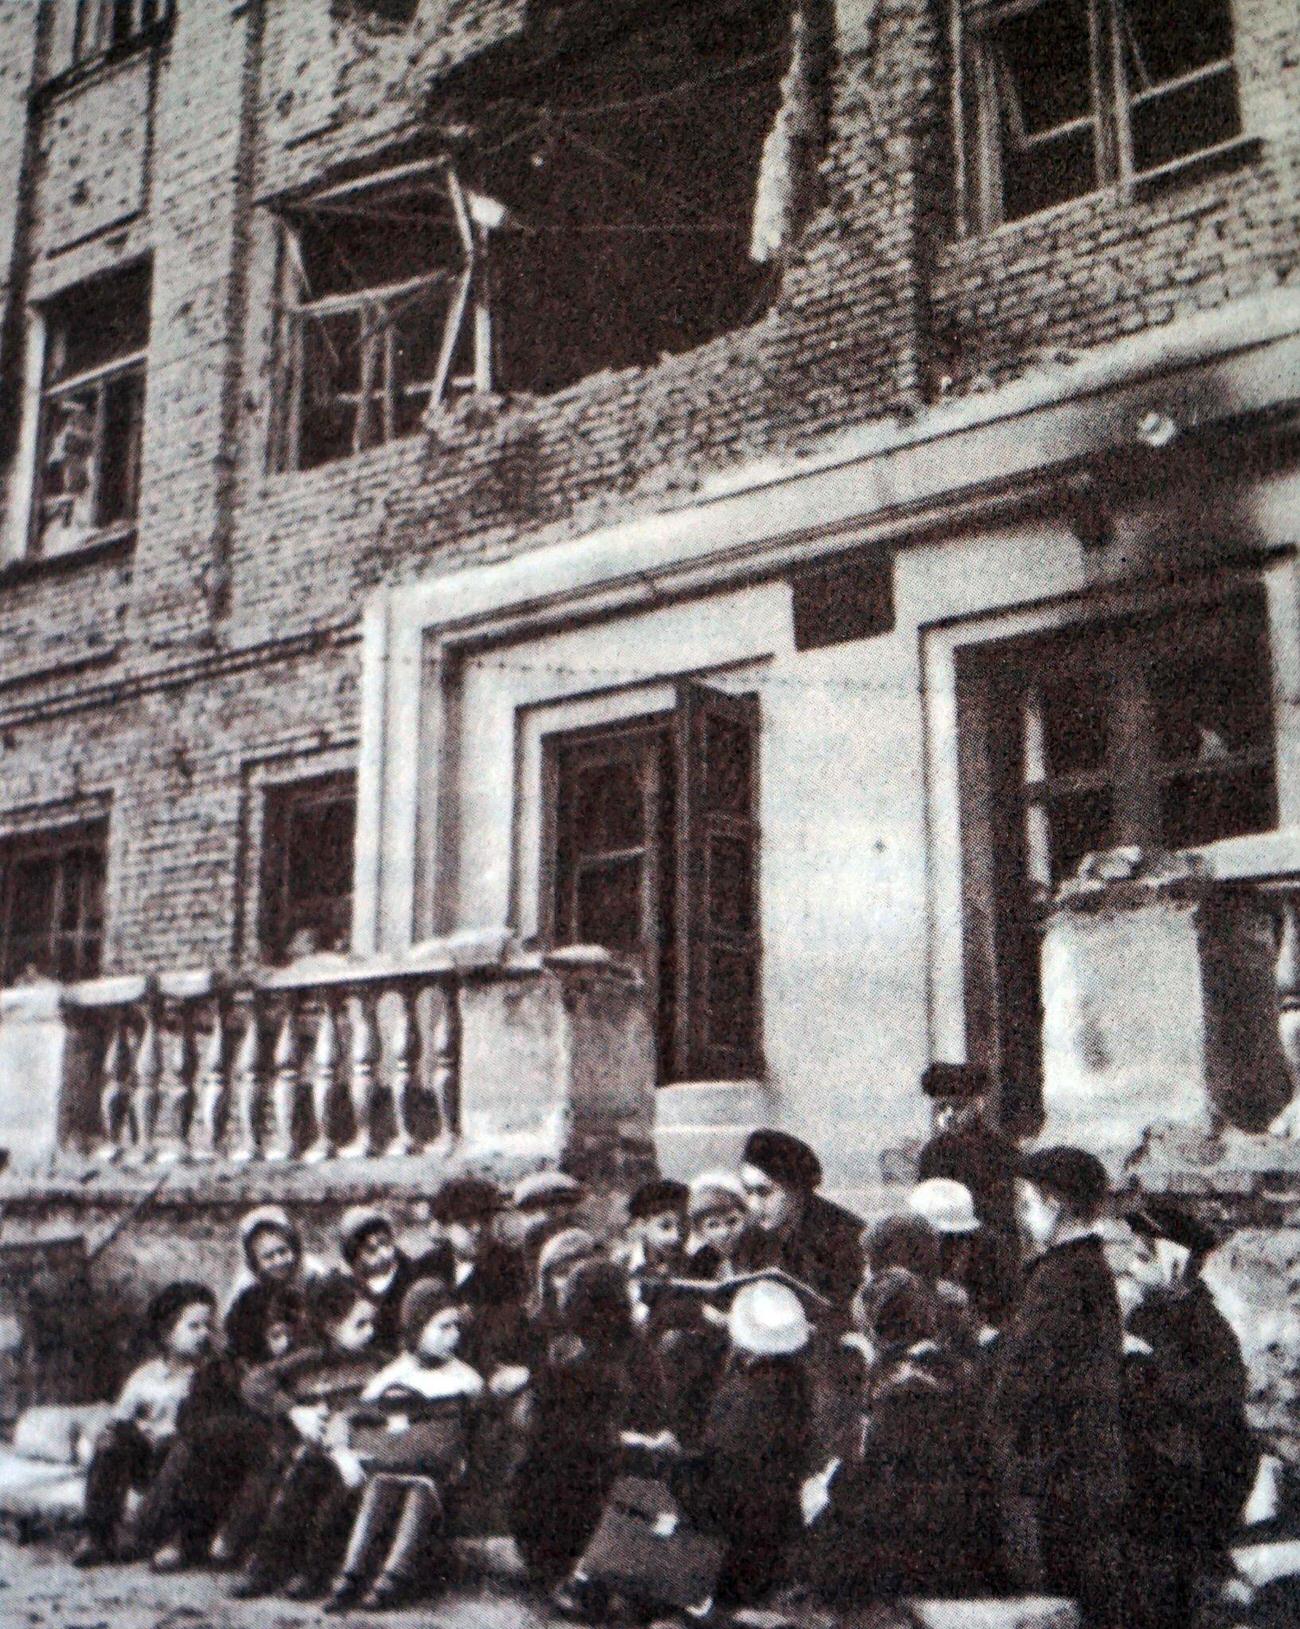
(72, 1126, 1263, 1627)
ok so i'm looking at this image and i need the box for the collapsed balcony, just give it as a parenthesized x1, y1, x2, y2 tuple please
(269, 0, 825, 469)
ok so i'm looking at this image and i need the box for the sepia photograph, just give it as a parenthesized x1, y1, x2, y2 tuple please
(0, 1, 1296, 1625)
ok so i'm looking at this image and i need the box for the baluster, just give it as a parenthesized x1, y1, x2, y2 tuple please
(95, 1012, 131, 1161)
(228, 995, 263, 1163)
(303, 994, 340, 1164)
(340, 989, 377, 1158)
(153, 999, 196, 1164)
(189, 997, 228, 1162)
(385, 983, 421, 1158)
(430, 979, 461, 1150)
(127, 995, 162, 1163)
(266, 997, 302, 1162)
(1273, 895, 1300, 1137)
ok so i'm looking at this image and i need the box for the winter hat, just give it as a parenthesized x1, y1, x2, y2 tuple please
(147, 1281, 215, 1347)
(400, 1278, 460, 1350)
(1124, 1197, 1217, 1264)
(431, 1176, 504, 1226)
(339, 1205, 394, 1266)
(562, 1260, 634, 1352)
(728, 1277, 811, 1357)
(862, 1213, 941, 1283)
(536, 1226, 598, 1287)
(688, 1171, 749, 1221)
(907, 1178, 980, 1235)
(512, 1171, 584, 1213)
(1019, 1145, 1110, 1220)
(742, 1128, 822, 1193)
(920, 1062, 990, 1100)
(861, 1267, 937, 1352)
(627, 1179, 690, 1223)
(238, 1205, 301, 1271)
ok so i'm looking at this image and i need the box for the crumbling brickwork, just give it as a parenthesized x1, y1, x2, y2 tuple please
(0, 0, 1292, 980)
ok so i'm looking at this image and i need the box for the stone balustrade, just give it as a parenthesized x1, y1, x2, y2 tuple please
(0, 934, 657, 1177)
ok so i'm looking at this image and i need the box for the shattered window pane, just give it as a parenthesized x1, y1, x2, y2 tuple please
(1121, 0, 1240, 174)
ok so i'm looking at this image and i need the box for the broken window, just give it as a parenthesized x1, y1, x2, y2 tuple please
(272, 1, 816, 465)
(35, 261, 150, 556)
(959, 0, 1243, 230)
(545, 684, 762, 1082)
(71, 0, 170, 68)
(0, 823, 107, 987)
(259, 773, 356, 963)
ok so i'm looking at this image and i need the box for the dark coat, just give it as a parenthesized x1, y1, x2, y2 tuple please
(354, 1248, 422, 1356)
(223, 1280, 306, 1368)
(918, 1121, 1019, 1241)
(411, 1240, 529, 1369)
(810, 1344, 996, 1604)
(674, 1353, 813, 1605)
(985, 1234, 1125, 1620)
(1125, 1278, 1257, 1559)
(732, 1192, 864, 1312)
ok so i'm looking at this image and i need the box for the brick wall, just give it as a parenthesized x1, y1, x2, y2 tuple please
(0, 0, 1292, 977)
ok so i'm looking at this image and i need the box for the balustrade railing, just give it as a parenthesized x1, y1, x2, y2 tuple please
(77, 955, 466, 1166)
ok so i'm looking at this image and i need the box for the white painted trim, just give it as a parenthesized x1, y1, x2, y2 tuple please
(2, 307, 47, 565)
(354, 298, 1300, 954)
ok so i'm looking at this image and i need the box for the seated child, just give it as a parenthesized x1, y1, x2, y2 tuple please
(338, 1205, 421, 1356)
(230, 1271, 381, 1599)
(511, 1259, 659, 1586)
(686, 1172, 750, 1279)
(617, 1179, 692, 1335)
(224, 1207, 310, 1367)
(807, 1267, 994, 1605)
(323, 1281, 485, 1612)
(76, 1281, 241, 1568)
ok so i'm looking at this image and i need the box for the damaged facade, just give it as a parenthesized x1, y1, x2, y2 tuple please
(0, 0, 1298, 1431)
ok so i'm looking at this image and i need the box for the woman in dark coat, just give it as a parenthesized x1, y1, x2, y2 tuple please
(732, 1129, 863, 1314)
(509, 1259, 658, 1584)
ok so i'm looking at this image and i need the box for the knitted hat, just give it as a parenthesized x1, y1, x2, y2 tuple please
(512, 1171, 584, 1213)
(627, 1178, 690, 1222)
(338, 1205, 394, 1266)
(920, 1062, 991, 1100)
(1124, 1197, 1217, 1262)
(728, 1277, 811, 1357)
(431, 1176, 504, 1226)
(238, 1205, 301, 1270)
(688, 1171, 749, 1221)
(907, 1178, 980, 1235)
(742, 1128, 822, 1192)
(536, 1226, 598, 1286)
(147, 1281, 215, 1347)
(399, 1278, 460, 1349)
(1019, 1146, 1110, 1219)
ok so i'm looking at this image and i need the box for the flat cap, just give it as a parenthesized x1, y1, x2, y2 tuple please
(1125, 1197, 1217, 1260)
(338, 1205, 393, 1263)
(430, 1175, 503, 1225)
(1018, 1145, 1110, 1216)
(512, 1171, 584, 1213)
(742, 1128, 822, 1192)
(627, 1179, 690, 1221)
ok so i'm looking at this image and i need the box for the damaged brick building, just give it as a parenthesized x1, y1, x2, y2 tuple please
(0, 0, 1298, 1438)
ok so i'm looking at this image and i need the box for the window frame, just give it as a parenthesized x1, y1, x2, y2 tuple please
(269, 162, 492, 473)
(955, 0, 1245, 233)
(257, 771, 358, 965)
(32, 264, 150, 558)
(69, 0, 170, 72)
(0, 821, 108, 989)
(542, 685, 763, 1084)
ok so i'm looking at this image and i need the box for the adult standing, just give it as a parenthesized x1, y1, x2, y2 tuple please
(986, 1146, 1126, 1627)
(733, 1129, 863, 1313)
